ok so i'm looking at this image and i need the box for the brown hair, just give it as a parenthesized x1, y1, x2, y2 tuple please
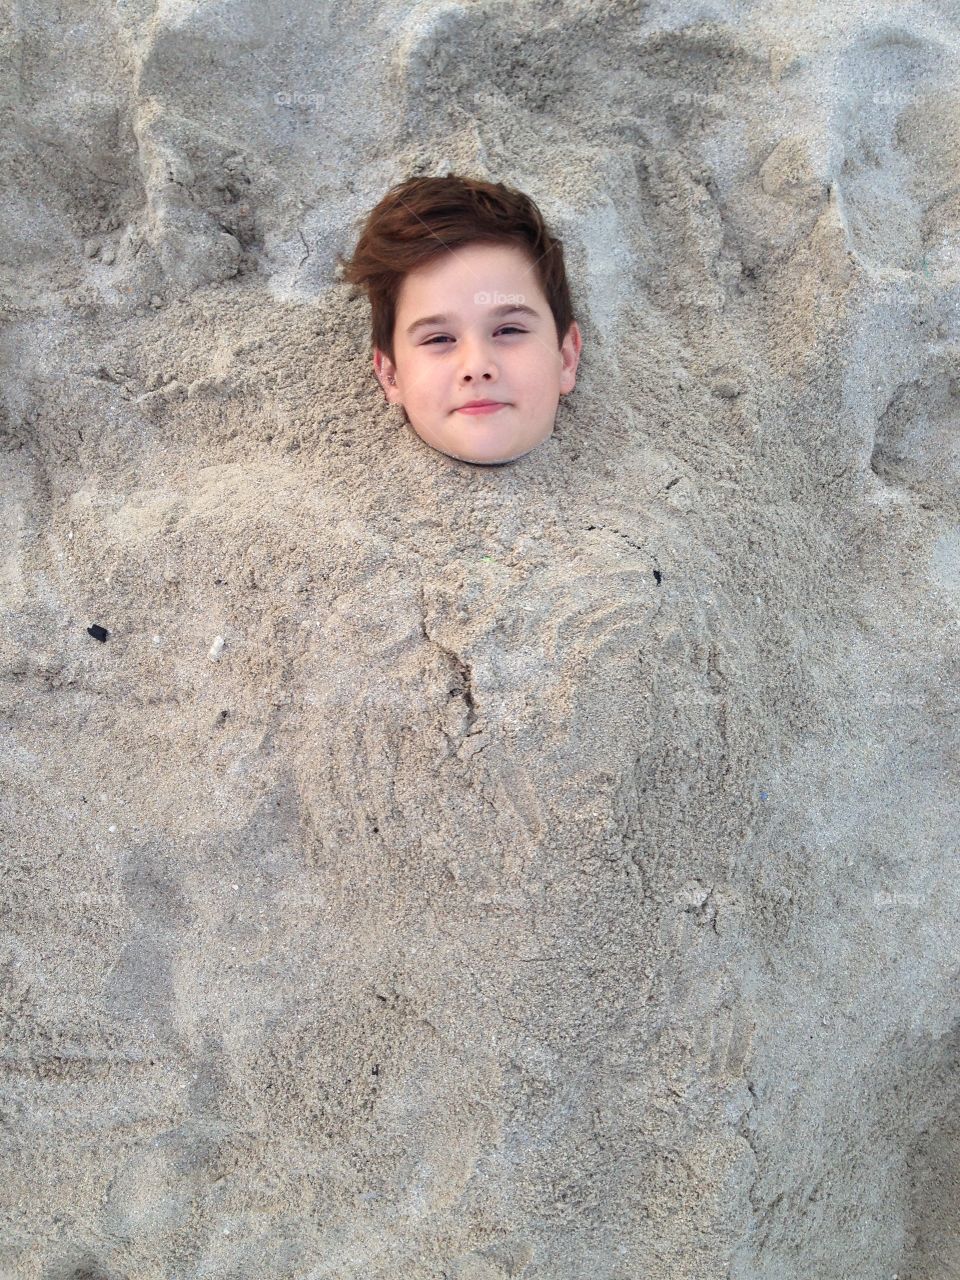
(337, 173, 576, 365)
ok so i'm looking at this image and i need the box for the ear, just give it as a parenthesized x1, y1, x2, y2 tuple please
(558, 322, 583, 396)
(373, 348, 401, 402)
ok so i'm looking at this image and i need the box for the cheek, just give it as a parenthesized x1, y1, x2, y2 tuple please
(411, 359, 442, 396)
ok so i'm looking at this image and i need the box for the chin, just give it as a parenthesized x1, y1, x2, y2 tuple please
(451, 436, 548, 465)
(407, 412, 553, 465)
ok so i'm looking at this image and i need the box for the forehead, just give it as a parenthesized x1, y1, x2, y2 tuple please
(396, 241, 544, 312)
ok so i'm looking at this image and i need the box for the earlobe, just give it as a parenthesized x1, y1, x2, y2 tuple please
(373, 348, 398, 397)
(559, 322, 582, 394)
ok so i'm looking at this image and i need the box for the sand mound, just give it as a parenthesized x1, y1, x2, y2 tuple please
(2, 3, 959, 1277)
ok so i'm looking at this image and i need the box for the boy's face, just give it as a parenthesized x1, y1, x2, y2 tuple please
(373, 242, 582, 465)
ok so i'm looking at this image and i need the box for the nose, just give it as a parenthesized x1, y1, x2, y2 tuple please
(458, 336, 497, 383)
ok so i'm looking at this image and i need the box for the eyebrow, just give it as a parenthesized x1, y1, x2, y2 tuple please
(405, 303, 542, 337)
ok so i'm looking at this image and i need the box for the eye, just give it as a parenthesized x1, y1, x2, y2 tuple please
(421, 327, 527, 345)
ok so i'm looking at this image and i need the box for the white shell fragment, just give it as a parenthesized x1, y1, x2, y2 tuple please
(208, 635, 225, 662)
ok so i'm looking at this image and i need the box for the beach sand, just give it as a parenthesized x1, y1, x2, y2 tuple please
(1, 1, 959, 1276)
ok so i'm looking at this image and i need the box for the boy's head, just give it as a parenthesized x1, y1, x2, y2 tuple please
(337, 174, 582, 465)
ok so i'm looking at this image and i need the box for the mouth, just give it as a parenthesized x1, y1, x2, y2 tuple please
(455, 401, 509, 415)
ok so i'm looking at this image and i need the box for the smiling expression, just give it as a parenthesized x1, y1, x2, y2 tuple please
(373, 241, 582, 465)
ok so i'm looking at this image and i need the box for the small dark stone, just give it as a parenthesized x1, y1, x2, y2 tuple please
(653, 569, 662, 585)
(87, 624, 108, 642)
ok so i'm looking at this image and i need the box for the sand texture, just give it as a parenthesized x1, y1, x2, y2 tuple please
(2, 1, 959, 1276)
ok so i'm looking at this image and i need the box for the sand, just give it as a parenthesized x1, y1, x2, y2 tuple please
(1, 1, 959, 1276)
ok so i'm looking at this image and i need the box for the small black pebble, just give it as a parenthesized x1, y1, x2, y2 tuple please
(219, 709, 229, 720)
(87, 624, 108, 642)
(653, 569, 662, 585)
